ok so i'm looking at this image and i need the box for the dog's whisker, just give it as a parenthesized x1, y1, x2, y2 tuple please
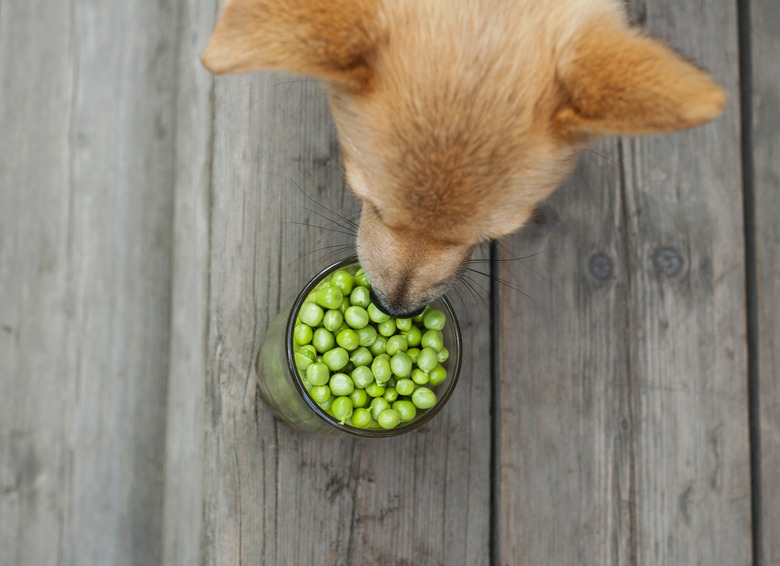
(284, 221, 357, 238)
(465, 278, 490, 314)
(302, 207, 358, 235)
(458, 273, 489, 314)
(583, 148, 630, 175)
(468, 249, 545, 264)
(465, 267, 536, 306)
(292, 180, 359, 230)
(449, 284, 467, 313)
(289, 243, 356, 267)
(316, 244, 357, 266)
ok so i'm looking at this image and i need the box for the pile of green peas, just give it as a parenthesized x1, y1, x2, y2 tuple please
(292, 267, 451, 431)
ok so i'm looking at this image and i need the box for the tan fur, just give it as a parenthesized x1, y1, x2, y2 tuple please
(203, 0, 725, 316)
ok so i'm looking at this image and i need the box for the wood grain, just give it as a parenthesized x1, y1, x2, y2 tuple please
(749, 0, 780, 564)
(0, 0, 176, 564)
(0, 0, 772, 564)
(497, 0, 752, 563)
(497, 144, 635, 565)
(161, 0, 216, 564)
(200, 68, 491, 565)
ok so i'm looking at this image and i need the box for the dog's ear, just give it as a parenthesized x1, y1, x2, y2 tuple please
(201, 0, 378, 91)
(555, 18, 726, 137)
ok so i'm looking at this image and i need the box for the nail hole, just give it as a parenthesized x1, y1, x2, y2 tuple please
(654, 247, 684, 277)
(589, 253, 613, 281)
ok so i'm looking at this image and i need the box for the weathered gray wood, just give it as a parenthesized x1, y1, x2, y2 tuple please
(161, 0, 215, 564)
(750, 1, 780, 564)
(0, 0, 176, 564)
(497, 0, 751, 563)
(201, 68, 491, 565)
(497, 144, 635, 565)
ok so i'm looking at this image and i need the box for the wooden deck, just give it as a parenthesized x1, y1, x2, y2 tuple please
(1, 0, 776, 564)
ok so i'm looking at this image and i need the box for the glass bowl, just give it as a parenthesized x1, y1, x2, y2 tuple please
(256, 256, 462, 437)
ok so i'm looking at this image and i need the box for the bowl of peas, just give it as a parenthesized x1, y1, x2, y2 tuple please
(256, 256, 462, 437)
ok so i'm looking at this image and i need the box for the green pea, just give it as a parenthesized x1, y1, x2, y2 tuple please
(417, 347, 438, 372)
(310, 385, 331, 404)
(349, 286, 371, 308)
(406, 347, 420, 364)
(299, 302, 324, 326)
(355, 268, 370, 288)
(367, 336, 386, 356)
(312, 327, 335, 353)
(423, 309, 446, 330)
(371, 357, 392, 384)
(392, 400, 417, 422)
(322, 347, 349, 371)
(316, 284, 344, 310)
(329, 372, 354, 396)
(351, 366, 375, 390)
(395, 318, 412, 332)
(331, 396, 353, 423)
(350, 389, 368, 408)
(318, 396, 333, 411)
(294, 323, 313, 345)
(336, 328, 360, 351)
(294, 352, 313, 371)
(349, 346, 373, 367)
(382, 387, 398, 403)
(437, 346, 449, 363)
(322, 309, 343, 332)
(412, 306, 429, 324)
(390, 351, 412, 378)
(306, 362, 330, 386)
(367, 303, 390, 323)
(377, 408, 401, 430)
(403, 325, 422, 347)
(428, 364, 447, 386)
(377, 318, 396, 337)
(421, 329, 443, 351)
(297, 344, 317, 361)
(385, 335, 408, 356)
(350, 407, 372, 429)
(369, 397, 390, 421)
(395, 378, 415, 396)
(412, 386, 437, 409)
(356, 325, 377, 347)
(411, 368, 429, 385)
(339, 296, 351, 314)
(365, 382, 386, 398)
(330, 270, 355, 295)
(344, 305, 370, 330)
(301, 377, 312, 391)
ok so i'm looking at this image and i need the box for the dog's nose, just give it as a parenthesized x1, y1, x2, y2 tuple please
(369, 287, 426, 319)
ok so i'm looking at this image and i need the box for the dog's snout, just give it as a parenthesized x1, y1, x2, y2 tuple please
(369, 287, 426, 319)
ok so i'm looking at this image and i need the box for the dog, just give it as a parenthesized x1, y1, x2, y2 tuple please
(201, 0, 725, 318)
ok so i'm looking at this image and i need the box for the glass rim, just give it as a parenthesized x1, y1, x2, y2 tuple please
(284, 255, 463, 438)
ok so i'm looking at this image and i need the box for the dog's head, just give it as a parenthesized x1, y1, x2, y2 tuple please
(202, 0, 725, 317)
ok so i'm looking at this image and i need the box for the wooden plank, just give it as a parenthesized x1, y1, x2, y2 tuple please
(161, 0, 215, 564)
(0, 2, 76, 564)
(201, 69, 490, 565)
(622, 1, 750, 563)
(497, 0, 751, 563)
(0, 0, 177, 564)
(749, 0, 780, 564)
(497, 144, 634, 565)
